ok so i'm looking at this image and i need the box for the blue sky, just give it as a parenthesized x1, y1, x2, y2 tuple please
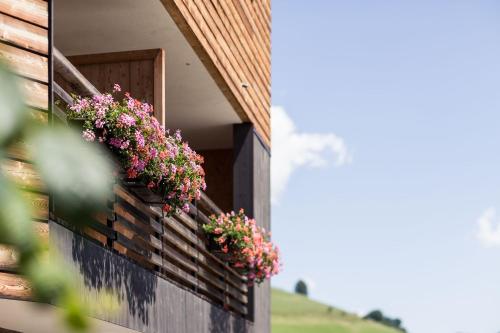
(270, 1, 500, 332)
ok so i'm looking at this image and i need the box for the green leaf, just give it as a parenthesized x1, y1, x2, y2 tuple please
(0, 62, 27, 146)
(24, 251, 71, 302)
(60, 291, 90, 331)
(0, 174, 36, 248)
(29, 125, 112, 221)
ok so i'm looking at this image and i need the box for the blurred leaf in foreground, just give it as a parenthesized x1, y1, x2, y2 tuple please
(0, 58, 115, 331)
(0, 65, 27, 145)
(29, 125, 112, 221)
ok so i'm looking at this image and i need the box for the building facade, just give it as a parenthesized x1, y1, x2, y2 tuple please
(0, 0, 271, 332)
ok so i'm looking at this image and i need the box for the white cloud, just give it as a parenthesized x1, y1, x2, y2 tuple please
(271, 105, 351, 204)
(476, 207, 500, 247)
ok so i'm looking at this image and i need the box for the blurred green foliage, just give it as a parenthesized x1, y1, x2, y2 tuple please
(0, 61, 112, 330)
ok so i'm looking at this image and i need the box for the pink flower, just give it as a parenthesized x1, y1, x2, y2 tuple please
(136, 159, 146, 172)
(109, 138, 129, 150)
(70, 98, 89, 113)
(162, 204, 172, 213)
(127, 97, 135, 110)
(68, 89, 206, 219)
(175, 129, 182, 141)
(82, 129, 95, 142)
(182, 203, 190, 213)
(135, 130, 145, 147)
(95, 118, 105, 128)
(118, 114, 136, 127)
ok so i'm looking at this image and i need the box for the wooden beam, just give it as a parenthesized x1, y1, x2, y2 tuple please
(53, 48, 99, 96)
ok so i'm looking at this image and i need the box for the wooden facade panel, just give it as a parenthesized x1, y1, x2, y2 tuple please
(1, 159, 45, 192)
(28, 108, 48, 123)
(0, 272, 31, 300)
(0, 0, 48, 28)
(0, 222, 48, 271)
(19, 78, 48, 109)
(0, 43, 47, 82)
(161, 0, 271, 146)
(34, 221, 49, 243)
(68, 49, 165, 126)
(0, 12, 48, 54)
(188, 0, 270, 113)
(0, 245, 17, 271)
(0, 0, 48, 302)
(21, 192, 48, 221)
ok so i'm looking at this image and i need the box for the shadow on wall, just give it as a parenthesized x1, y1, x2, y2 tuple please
(71, 235, 158, 325)
(209, 300, 249, 333)
(68, 222, 250, 332)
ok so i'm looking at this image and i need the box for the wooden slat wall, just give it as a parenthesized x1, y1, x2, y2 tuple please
(66, 49, 166, 127)
(160, 0, 271, 147)
(0, 0, 49, 300)
(107, 184, 249, 317)
(54, 181, 250, 317)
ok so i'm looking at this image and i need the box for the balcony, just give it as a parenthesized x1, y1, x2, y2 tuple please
(52, 49, 249, 319)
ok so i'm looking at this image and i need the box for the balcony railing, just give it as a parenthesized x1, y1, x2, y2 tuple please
(52, 48, 248, 317)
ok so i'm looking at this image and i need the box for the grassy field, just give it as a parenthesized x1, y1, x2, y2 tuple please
(271, 288, 401, 333)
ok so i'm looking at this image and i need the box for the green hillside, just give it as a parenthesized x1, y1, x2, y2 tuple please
(271, 288, 401, 333)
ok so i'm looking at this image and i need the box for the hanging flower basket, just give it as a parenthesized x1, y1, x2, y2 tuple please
(202, 209, 281, 284)
(66, 84, 206, 215)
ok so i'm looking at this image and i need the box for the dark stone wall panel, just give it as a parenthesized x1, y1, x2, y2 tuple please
(49, 221, 251, 333)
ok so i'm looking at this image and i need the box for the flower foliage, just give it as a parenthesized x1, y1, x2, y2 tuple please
(202, 209, 281, 284)
(66, 84, 206, 214)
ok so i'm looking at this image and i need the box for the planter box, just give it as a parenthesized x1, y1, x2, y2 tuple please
(69, 118, 167, 206)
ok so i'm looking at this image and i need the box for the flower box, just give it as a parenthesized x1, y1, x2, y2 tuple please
(66, 84, 206, 214)
(203, 210, 281, 284)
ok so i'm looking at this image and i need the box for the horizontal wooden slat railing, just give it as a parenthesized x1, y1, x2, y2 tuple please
(52, 48, 248, 317)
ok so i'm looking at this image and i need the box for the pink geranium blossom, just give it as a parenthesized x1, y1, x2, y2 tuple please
(203, 209, 281, 284)
(118, 113, 136, 127)
(82, 129, 95, 142)
(67, 84, 206, 216)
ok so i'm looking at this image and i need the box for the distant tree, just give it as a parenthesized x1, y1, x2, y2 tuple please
(294, 280, 308, 296)
(392, 318, 402, 328)
(364, 310, 406, 332)
(364, 309, 384, 322)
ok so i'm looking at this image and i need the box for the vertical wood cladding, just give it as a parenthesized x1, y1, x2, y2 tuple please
(66, 49, 166, 127)
(161, 0, 271, 147)
(0, 0, 49, 300)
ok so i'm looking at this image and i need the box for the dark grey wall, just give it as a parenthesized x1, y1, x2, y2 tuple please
(49, 221, 253, 333)
(252, 132, 271, 333)
(233, 124, 271, 333)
